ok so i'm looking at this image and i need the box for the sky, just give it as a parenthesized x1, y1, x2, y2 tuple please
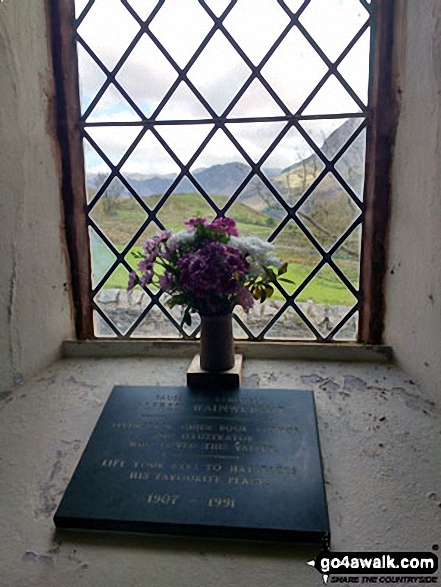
(75, 0, 371, 177)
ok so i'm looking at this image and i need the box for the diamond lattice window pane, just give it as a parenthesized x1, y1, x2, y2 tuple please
(77, 44, 107, 114)
(297, 173, 361, 251)
(86, 84, 142, 123)
(187, 31, 251, 115)
(223, 0, 290, 65)
(333, 312, 359, 341)
(334, 127, 366, 199)
(281, 0, 308, 13)
(190, 129, 251, 197)
(299, 0, 369, 62)
(116, 36, 178, 117)
(156, 124, 214, 165)
(77, 0, 140, 71)
(302, 75, 361, 115)
(156, 185, 220, 230)
(95, 270, 149, 336)
(263, 127, 326, 206)
(271, 225, 322, 296)
(227, 176, 287, 238)
(119, 130, 181, 193)
(85, 126, 143, 166)
(89, 227, 117, 290)
(299, 118, 362, 161)
(261, 28, 328, 114)
(337, 28, 371, 106)
(226, 121, 286, 163)
(155, 82, 211, 121)
(228, 79, 284, 118)
(149, 0, 213, 69)
(295, 265, 358, 338)
(265, 306, 316, 340)
(332, 224, 362, 290)
(74, 0, 89, 19)
(131, 305, 182, 338)
(93, 309, 119, 338)
(126, 0, 158, 21)
(202, 0, 232, 17)
(89, 182, 148, 250)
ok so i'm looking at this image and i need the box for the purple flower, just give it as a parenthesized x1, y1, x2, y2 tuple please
(159, 272, 174, 292)
(128, 270, 138, 291)
(178, 241, 249, 312)
(140, 269, 154, 286)
(185, 217, 207, 230)
(236, 286, 254, 311)
(207, 216, 239, 237)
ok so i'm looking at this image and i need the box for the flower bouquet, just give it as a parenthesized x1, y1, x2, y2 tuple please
(128, 216, 291, 371)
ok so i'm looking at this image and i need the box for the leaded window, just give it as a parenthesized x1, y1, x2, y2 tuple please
(58, 0, 387, 342)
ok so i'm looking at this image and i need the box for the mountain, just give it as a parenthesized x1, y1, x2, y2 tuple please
(87, 119, 364, 211)
(240, 118, 366, 212)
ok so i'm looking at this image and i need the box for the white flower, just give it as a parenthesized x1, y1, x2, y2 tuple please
(230, 235, 282, 278)
(167, 229, 195, 248)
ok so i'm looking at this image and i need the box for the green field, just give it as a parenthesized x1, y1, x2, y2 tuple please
(90, 193, 359, 306)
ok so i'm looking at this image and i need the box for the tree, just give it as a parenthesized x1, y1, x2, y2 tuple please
(93, 173, 124, 216)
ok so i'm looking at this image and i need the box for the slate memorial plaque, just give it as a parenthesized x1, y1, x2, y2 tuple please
(54, 386, 330, 544)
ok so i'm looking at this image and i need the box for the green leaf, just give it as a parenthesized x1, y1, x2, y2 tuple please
(279, 277, 295, 284)
(278, 262, 288, 276)
(264, 284, 274, 298)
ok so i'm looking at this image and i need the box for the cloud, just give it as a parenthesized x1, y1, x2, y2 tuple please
(75, 0, 370, 175)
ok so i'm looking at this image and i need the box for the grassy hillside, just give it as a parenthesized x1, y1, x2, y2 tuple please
(90, 192, 359, 305)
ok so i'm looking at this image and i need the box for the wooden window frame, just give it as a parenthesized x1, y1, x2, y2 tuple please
(48, 0, 398, 344)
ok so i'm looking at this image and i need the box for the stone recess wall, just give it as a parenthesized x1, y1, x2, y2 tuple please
(0, 1, 73, 391)
(384, 1, 441, 399)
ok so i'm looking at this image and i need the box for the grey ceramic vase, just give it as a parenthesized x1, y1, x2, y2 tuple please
(200, 314, 235, 372)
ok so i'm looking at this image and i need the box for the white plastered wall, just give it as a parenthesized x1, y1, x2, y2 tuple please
(384, 0, 441, 400)
(0, 0, 73, 392)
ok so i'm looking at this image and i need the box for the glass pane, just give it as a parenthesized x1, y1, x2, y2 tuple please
(302, 75, 361, 115)
(227, 176, 287, 239)
(299, 0, 369, 62)
(223, 0, 290, 65)
(85, 126, 142, 166)
(190, 129, 251, 196)
(89, 227, 116, 290)
(95, 271, 149, 336)
(334, 127, 366, 198)
(127, 0, 158, 21)
(77, 0, 140, 71)
(187, 31, 251, 115)
(263, 126, 326, 206)
(156, 124, 213, 165)
(332, 224, 362, 290)
(228, 79, 284, 118)
(295, 265, 358, 338)
(89, 180, 148, 249)
(116, 35, 178, 118)
(226, 121, 286, 163)
(299, 117, 363, 160)
(156, 82, 211, 121)
(77, 44, 107, 114)
(262, 27, 328, 114)
(297, 173, 361, 251)
(338, 29, 371, 106)
(156, 186, 220, 231)
(265, 306, 316, 339)
(272, 225, 322, 296)
(149, 0, 213, 69)
(86, 83, 141, 123)
(131, 306, 182, 337)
